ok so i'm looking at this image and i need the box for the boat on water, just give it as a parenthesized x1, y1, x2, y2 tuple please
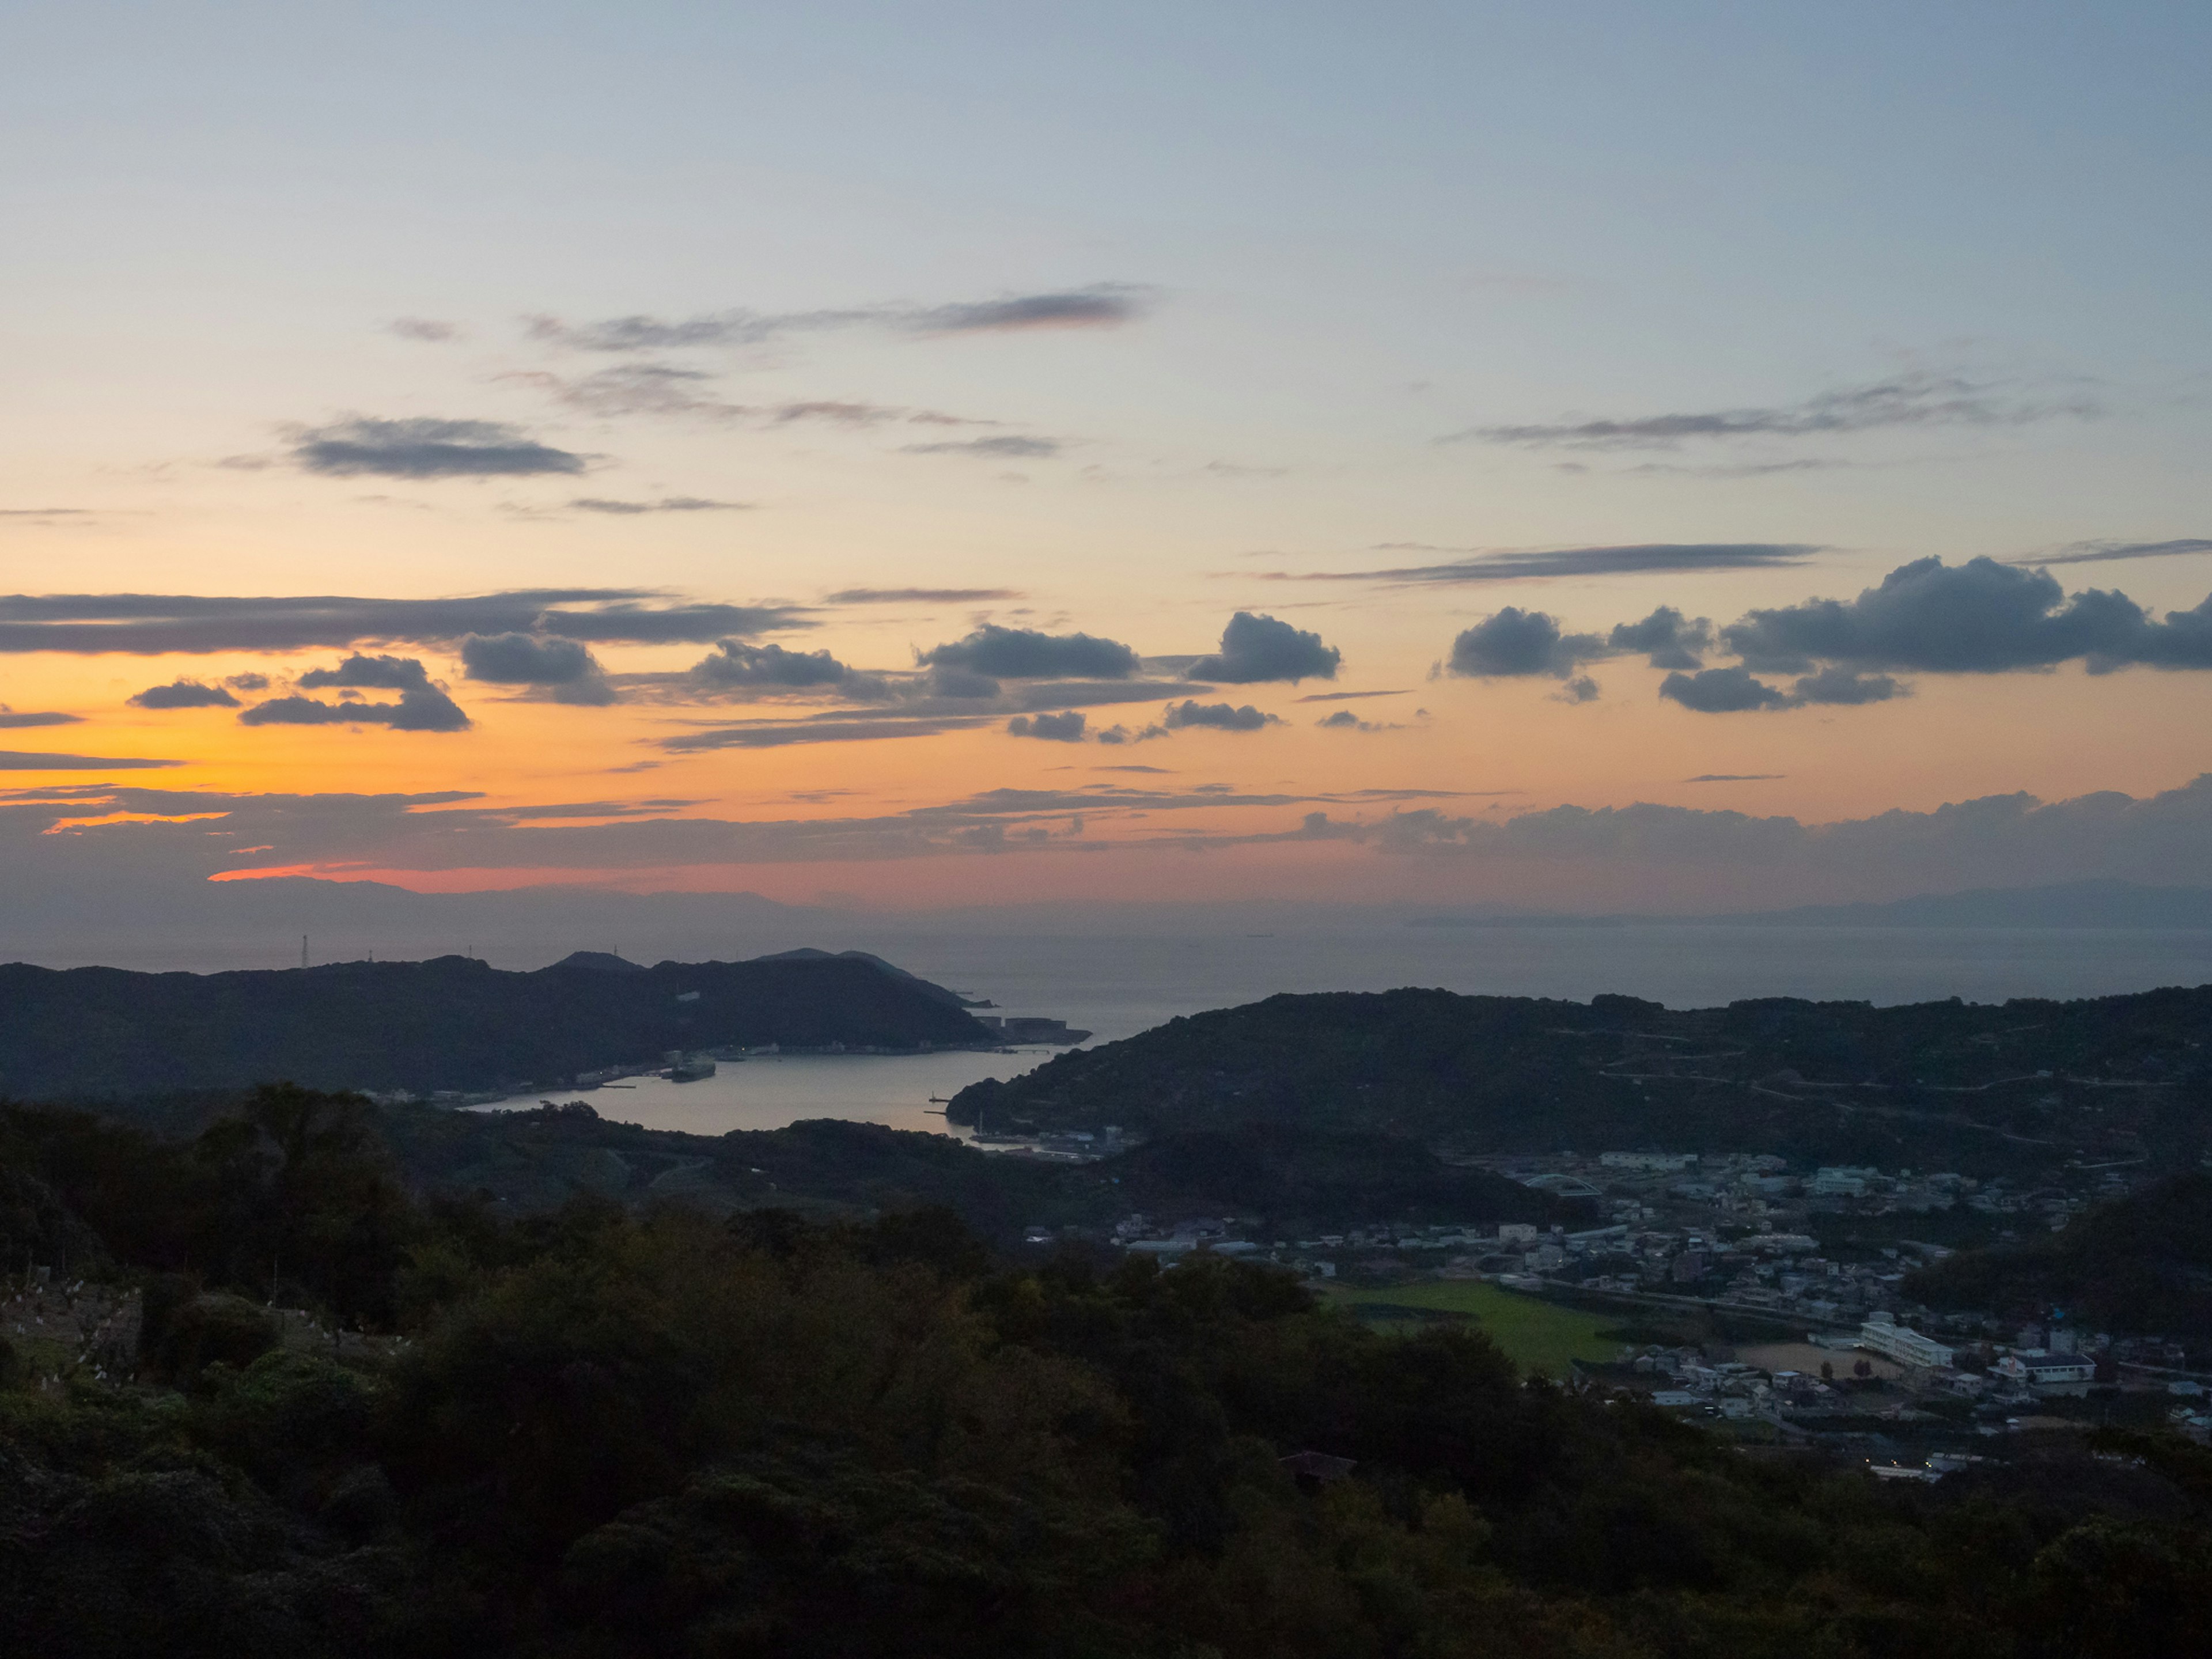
(663, 1051, 718, 1083)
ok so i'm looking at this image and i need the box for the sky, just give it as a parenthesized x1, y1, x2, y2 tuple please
(3, 1, 2211, 921)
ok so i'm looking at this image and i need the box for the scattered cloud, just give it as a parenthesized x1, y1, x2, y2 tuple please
(0, 710, 81, 728)
(289, 416, 589, 479)
(1608, 605, 1713, 669)
(1297, 689, 1408, 704)
(684, 639, 855, 692)
(1256, 543, 1816, 585)
(1315, 709, 1403, 733)
(1187, 611, 1342, 683)
(0, 590, 808, 654)
(1554, 676, 1601, 704)
(128, 680, 240, 710)
(1451, 370, 2101, 450)
(1161, 699, 1279, 733)
(566, 496, 750, 515)
(824, 587, 1025, 605)
(1722, 556, 2212, 676)
(225, 672, 270, 692)
(1445, 608, 1607, 679)
(240, 655, 471, 732)
(1659, 665, 1905, 714)
(387, 318, 463, 343)
(2013, 537, 2212, 569)
(919, 624, 1139, 681)
(902, 435, 1061, 459)
(459, 633, 616, 705)
(1007, 711, 1088, 742)
(522, 285, 1149, 352)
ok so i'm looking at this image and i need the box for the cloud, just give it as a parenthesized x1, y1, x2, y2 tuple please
(910, 287, 1147, 332)
(1657, 668, 1795, 713)
(824, 587, 1025, 604)
(387, 318, 463, 342)
(0, 750, 181, 770)
(459, 633, 616, 705)
(1297, 689, 1407, 703)
(2013, 537, 2212, 568)
(1262, 543, 1816, 585)
(660, 715, 990, 751)
(1659, 665, 1906, 713)
(1720, 556, 2212, 675)
(0, 591, 808, 654)
(1608, 605, 1712, 669)
(225, 672, 269, 691)
(1316, 709, 1403, 732)
(901, 435, 1060, 459)
(1452, 370, 2101, 450)
(128, 679, 240, 710)
(0, 710, 81, 728)
(1187, 611, 1342, 683)
(566, 496, 749, 515)
(1007, 711, 1088, 742)
(919, 624, 1139, 680)
(523, 285, 1148, 351)
(289, 417, 589, 479)
(1161, 700, 1279, 733)
(684, 639, 854, 691)
(1446, 608, 1607, 679)
(1685, 774, 1784, 783)
(241, 655, 471, 732)
(1554, 676, 1601, 704)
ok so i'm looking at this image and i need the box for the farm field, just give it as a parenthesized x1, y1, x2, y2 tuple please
(1330, 1279, 1627, 1376)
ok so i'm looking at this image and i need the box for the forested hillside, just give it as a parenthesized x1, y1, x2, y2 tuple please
(2, 1085, 2210, 1657)
(950, 986, 2212, 1175)
(0, 952, 988, 1097)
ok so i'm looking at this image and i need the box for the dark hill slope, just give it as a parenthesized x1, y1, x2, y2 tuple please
(1906, 1172, 2212, 1338)
(0, 954, 988, 1098)
(949, 985, 2212, 1173)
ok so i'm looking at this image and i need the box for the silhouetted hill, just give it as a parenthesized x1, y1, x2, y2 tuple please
(949, 984, 2212, 1175)
(0, 953, 990, 1098)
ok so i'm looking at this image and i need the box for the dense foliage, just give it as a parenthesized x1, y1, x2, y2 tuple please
(4, 1087, 2212, 1656)
(950, 987, 2212, 1176)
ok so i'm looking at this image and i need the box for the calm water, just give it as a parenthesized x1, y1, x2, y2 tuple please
(484, 924, 2212, 1135)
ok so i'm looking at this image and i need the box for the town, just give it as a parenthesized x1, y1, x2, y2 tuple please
(1098, 1146, 2212, 1458)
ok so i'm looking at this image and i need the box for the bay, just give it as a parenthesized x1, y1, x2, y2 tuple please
(483, 923, 2212, 1135)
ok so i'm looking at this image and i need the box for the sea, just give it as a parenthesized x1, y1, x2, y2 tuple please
(478, 922, 2212, 1137)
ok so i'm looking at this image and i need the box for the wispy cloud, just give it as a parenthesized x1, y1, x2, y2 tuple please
(1451, 370, 2100, 450)
(825, 587, 1025, 604)
(0, 749, 181, 771)
(901, 435, 1062, 459)
(565, 497, 751, 516)
(289, 416, 588, 479)
(523, 285, 1150, 352)
(1248, 543, 1817, 585)
(2012, 537, 2212, 568)
(0, 590, 810, 654)
(387, 317, 463, 342)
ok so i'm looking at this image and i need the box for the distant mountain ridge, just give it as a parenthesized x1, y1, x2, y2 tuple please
(1410, 879, 2212, 931)
(0, 951, 990, 1099)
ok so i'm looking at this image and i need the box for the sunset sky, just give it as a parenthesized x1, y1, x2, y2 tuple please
(5, 2, 2210, 918)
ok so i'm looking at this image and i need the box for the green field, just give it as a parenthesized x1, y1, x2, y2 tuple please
(1329, 1280, 1628, 1376)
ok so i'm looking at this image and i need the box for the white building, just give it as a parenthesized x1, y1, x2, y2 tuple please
(1858, 1314, 1955, 1369)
